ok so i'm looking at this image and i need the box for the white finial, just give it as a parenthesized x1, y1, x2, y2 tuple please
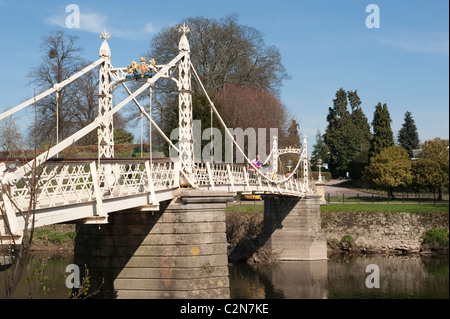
(99, 30, 111, 58)
(100, 29, 111, 41)
(178, 23, 190, 35)
(178, 23, 190, 52)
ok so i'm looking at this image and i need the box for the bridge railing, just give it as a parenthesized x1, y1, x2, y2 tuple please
(195, 161, 310, 195)
(1, 158, 179, 213)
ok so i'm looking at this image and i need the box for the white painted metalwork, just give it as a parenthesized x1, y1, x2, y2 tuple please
(177, 24, 195, 185)
(98, 30, 114, 159)
(0, 25, 316, 244)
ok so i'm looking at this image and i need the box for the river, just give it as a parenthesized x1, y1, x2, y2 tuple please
(1, 253, 447, 299)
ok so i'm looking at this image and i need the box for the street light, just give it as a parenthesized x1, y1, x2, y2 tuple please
(287, 159, 292, 172)
(317, 157, 323, 181)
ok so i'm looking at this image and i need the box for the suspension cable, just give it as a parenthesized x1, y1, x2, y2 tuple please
(189, 62, 304, 185)
(0, 58, 104, 121)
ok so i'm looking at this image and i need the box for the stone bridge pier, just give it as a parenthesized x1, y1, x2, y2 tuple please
(74, 190, 234, 299)
(260, 194, 327, 261)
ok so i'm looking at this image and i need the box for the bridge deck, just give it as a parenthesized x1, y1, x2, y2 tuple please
(1, 159, 311, 239)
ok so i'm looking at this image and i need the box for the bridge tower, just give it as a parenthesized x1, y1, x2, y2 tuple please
(98, 31, 114, 158)
(177, 24, 196, 186)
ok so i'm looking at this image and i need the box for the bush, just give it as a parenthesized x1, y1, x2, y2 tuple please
(339, 234, 355, 250)
(422, 228, 449, 247)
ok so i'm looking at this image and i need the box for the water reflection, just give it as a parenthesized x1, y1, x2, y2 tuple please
(1, 253, 448, 299)
(229, 255, 449, 299)
(0, 253, 73, 299)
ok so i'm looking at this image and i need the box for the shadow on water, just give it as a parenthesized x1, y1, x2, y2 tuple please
(2, 252, 448, 299)
(229, 254, 449, 299)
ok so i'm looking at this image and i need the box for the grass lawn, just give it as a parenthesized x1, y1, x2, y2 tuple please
(226, 203, 449, 214)
(321, 203, 449, 213)
(226, 204, 263, 214)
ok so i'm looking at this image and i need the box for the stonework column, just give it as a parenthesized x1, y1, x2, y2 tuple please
(74, 190, 233, 299)
(260, 194, 327, 261)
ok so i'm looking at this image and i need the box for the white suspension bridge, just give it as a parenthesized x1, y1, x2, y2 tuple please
(0, 24, 313, 244)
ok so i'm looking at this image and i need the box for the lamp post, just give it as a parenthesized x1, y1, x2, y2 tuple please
(317, 157, 323, 182)
(287, 158, 292, 172)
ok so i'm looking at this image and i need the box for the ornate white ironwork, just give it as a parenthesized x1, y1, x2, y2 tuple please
(98, 31, 114, 158)
(0, 25, 316, 244)
(177, 24, 195, 184)
(2, 160, 178, 213)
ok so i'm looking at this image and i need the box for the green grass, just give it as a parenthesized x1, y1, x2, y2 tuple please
(321, 203, 449, 213)
(34, 224, 76, 244)
(226, 204, 264, 214)
(227, 203, 449, 214)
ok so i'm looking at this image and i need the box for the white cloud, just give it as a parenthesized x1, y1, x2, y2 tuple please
(45, 11, 107, 33)
(143, 22, 157, 34)
(80, 13, 107, 34)
(45, 10, 158, 39)
(378, 32, 449, 54)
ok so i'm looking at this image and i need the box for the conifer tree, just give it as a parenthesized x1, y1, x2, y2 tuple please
(311, 130, 330, 171)
(324, 88, 372, 178)
(369, 102, 394, 159)
(398, 111, 419, 157)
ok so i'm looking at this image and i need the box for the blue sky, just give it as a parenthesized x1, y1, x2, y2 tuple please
(0, 0, 448, 154)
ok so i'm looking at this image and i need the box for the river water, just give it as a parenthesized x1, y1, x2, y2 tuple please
(2, 253, 447, 299)
(229, 254, 449, 299)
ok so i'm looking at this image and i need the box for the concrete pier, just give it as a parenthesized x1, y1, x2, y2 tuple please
(74, 190, 234, 299)
(260, 194, 327, 261)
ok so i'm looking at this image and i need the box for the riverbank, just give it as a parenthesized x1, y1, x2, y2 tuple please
(27, 204, 449, 261)
(322, 211, 449, 256)
(225, 204, 449, 262)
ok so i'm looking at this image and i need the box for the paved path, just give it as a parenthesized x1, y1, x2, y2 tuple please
(323, 179, 374, 198)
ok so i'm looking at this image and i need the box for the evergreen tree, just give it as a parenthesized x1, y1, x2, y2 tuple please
(398, 111, 419, 157)
(369, 102, 394, 159)
(324, 88, 372, 178)
(311, 130, 330, 171)
(348, 90, 372, 179)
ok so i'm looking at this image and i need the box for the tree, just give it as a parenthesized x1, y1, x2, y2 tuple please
(0, 116, 23, 156)
(66, 61, 99, 146)
(149, 15, 289, 96)
(398, 111, 419, 157)
(214, 84, 291, 161)
(324, 88, 372, 178)
(368, 102, 394, 159)
(285, 119, 301, 148)
(128, 15, 290, 145)
(114, 128, 134, 145)
(348, 90, 372, 179)
(363, 145, 413, 199)
(311, 130, 330, 171)
(28, 30, 82, 145)
(413, 138, 449, 200)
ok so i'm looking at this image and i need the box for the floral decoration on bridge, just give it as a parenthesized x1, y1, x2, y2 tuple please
(126, 57, 156, 80)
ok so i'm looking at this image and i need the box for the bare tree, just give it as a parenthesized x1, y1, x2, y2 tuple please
(125, 15, 290, 145)
(214, 84, 292, 159)
(0, 95, 45, 298)
(28, 30, 82, 146)
(66, 61, 99, 146)
(0, 116, 23, 157)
